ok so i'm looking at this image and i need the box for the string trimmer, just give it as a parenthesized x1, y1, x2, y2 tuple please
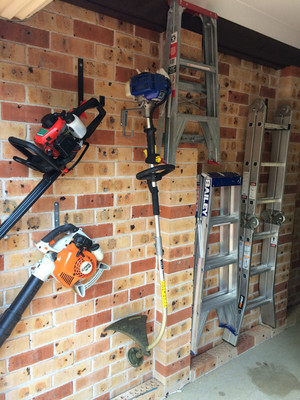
(105, 72, 175, 367)
(0, 97, 106, 239)
(0, 223, 109, 347)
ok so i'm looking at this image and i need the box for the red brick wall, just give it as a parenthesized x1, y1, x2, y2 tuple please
(0, 1, 299, 399)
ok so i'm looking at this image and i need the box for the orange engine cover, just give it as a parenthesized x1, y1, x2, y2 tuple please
(53, 242, 97, 288)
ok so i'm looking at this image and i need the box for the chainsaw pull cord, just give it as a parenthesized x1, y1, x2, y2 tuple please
(143, 106, 168, 353)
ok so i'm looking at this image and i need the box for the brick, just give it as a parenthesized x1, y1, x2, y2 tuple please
(31, 322, 74, 348)
(0, 62, 50, 86)
(228, 90, 249, 105)
(28, 48, 73, 73)
(132, 204, 152, 218)
(97, 207, 130, 222)
(54, 330, 93, 355)
(1, 103, 50, 123)
(0, 268, 28, 289)
(51, 33, 94, 58)
(0, 160, 28, 178)
(259, 86, 276, 98)
(55, 302, 94, 324)
(113, 247, 145, 264)
(75, 366, 109, 391)
(96, 44, 133, 67)
(76, 281, 112, 303)
(191, 352, 216, 378)
(32, 195, 75, 213)
(79, 223, 113, 239)
(0, 20, 49, 47)
(84, 60, 114, 80)
(0, 81, 25, 101)
(54, 179, 96, 195)
(95, 291, 128, 312)
(280, 66, 300, 78)
(76, 310, 111, 333)
(75, 337, 110, 362)
(98, 178, 132, 193)
(134, 54, 160, 73)
(155, 355, 190, 377)
(130, 283, 154, 301)
(115, 66, 136, 82)
(27, 87, 76, 108)
(135, 26, 160, 42)
(75, 162, 114, 178)
(9, 344, 53, 371)
(131, 257, 156, 274)
(77, 194, 113, 209)
(33, 382, 73, 400)
(0, 121, 26, 140)
(51, 71, 94, 93)
(237, 333, 255, 355)
(32, 291, 74, 315)
(74, 20, 114, 45)
(0, 367, 31, 392)
(0, 40, 26, 63)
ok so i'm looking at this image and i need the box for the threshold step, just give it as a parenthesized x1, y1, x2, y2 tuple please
(256, 197, 282, 204)
(210, 214, 239, 227)
(246, 295, 272, 311)
(180, 57, 216, 73)
(261, 162, 286, 167)
(265, 122, 289, 131)
(250, 264, 273, 276)
(202, 292, 236, 313)
(205, 253, 238, 271)
(253, 231, 277, 241)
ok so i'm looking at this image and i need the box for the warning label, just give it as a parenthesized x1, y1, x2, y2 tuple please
(243, 241, 251, 269)
(169, 32, 177, 98)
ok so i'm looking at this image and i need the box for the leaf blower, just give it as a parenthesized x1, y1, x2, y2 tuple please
(0, 223, 109, 347)
(105, 71, 175, 367)
(0, 97, 106, 241)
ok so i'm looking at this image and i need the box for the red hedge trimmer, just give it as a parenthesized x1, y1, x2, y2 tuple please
(0, 97, 106, 240)
(0, 223, 109, 347)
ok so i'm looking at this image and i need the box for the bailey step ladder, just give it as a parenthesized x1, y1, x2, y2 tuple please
(233, 99, 292, 345)
(157, 0, 220, 165)
(191, 172, 242, 355)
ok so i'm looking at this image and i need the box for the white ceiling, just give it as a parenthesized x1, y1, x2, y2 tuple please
(193, 0, 300, 49)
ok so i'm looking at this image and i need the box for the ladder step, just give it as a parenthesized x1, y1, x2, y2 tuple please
(178, 79, 205, 94)
(246, 295, 272, 311)
(180, 134, 205, 143)
(265, 122, 289, 131)
(177, 113, 217, 123)
(250, 264, 272, 276)
(205, 253, 238, 271)
(202, 292, 236, 313)
(256, 197, 282, 204)
(210, 215, 239, 227)
(253, 231, 277, 241)
(180, 57, 216, 73)
(261, 162, 286, 167)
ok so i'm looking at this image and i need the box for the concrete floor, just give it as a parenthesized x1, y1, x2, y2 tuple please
(168, 322, 300, 400)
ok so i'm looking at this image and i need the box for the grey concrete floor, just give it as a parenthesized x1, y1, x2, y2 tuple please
(168, 322, 300, 400)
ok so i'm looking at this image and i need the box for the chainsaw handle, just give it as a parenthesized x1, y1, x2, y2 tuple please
(41, 224, 78, 244)
(72, 97, 100, 117)
(0, 275, 44, 347)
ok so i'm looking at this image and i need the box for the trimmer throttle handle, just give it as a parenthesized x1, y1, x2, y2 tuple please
(136, 164, 175, 182)
(41, 223, 78, 243)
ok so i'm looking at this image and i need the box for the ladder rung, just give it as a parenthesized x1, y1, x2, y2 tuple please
(261, 162, 286, 167)
(250, 264, 272, 276)
(202, 292, 236, 313)
(177, 114, 218, 123)
(253, 231, 277, 241)
(180, 134, 205, 143)
(210, 215, 239, 227)
(265, 122, 289, 131)
(246, 295, 272, 311)
(180, 57, 216, 73)
(178, 79, 205, 94)
(256, 197, 282, 204)
(205, 253, 238, 271)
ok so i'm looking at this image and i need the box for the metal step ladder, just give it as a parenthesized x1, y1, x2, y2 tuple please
(191, 172, 242, 355)
(157, 0, 220, 165)
(233, 99, 292, 345)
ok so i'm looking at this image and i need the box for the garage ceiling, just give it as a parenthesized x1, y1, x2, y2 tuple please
(63, 0, 300, 69)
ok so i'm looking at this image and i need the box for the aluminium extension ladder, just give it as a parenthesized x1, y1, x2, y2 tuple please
(191, 172, 242, 355)
(233, 99, 292, 345)
(157, 0, 220, 165)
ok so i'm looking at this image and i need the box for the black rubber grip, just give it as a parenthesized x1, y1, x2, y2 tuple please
(72, 98, 100, 117)
(41, 223, 78, 243)
(0, 275, 44, 347)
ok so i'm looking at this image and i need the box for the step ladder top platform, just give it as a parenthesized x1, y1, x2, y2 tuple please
(202, 172, 242, 187)
(178, 0, 218, 19)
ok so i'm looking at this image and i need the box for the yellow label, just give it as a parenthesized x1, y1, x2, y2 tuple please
(161, 281, 167, 308)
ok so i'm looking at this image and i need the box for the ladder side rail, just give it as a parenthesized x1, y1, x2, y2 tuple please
(191, 174, 214, 354)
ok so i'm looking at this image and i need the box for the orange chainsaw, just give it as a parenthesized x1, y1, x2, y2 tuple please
(0, 224, 109, 347)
